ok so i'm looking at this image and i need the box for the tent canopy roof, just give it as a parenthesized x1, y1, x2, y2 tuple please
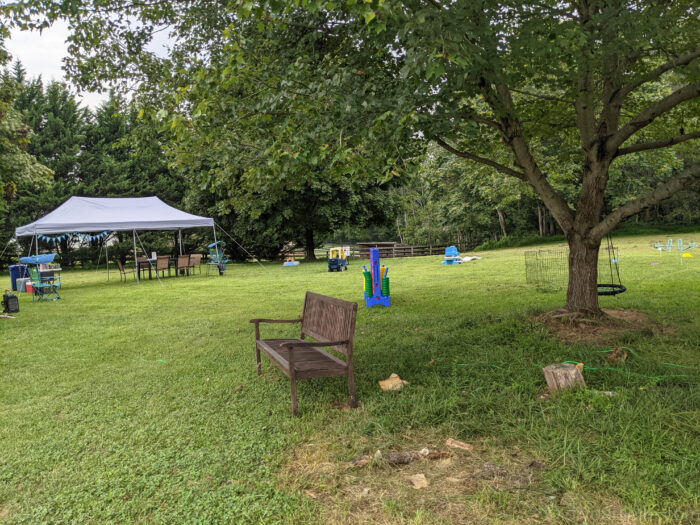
(15, 196, 214, 236)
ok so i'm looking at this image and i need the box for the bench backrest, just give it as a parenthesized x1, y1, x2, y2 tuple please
(301, 292, 358, 358)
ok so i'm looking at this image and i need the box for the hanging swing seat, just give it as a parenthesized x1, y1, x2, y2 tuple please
(597, 283, 626, 296)
(597, 235, 625, 296)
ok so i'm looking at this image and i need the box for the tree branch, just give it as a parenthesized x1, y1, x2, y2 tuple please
(615, 130, 700, 157)
(573, 3, 596, 152)
(575, 72, 596, 151)
(456, 112, 501, 131)
(434, 137, 526, 181)
(510, 88, 573, 104)
(484, 82, 576, 232)
(591, 162, 700, 240)
(606, 81, 700, 154)
(616, 49, 700, 103)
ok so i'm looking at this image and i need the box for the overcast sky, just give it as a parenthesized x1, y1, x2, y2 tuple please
(6, 20, 109, 109)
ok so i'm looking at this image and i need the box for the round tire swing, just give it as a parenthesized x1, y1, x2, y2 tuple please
(597, 234, 626, 296)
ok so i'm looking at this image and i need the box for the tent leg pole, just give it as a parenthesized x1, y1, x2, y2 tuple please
(212, 226, 221, 275)
(106, 243, 109, 281)
(178, 229, 183, 256)
(133, 230, 140, 284)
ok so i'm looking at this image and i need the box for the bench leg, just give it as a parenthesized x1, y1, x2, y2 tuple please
(290, 375, 298, 416)
(255, 346, 261, 376)
(348, 368, 358, 408)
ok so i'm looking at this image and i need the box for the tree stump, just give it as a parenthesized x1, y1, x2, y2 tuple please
(542, 363, 586, 392)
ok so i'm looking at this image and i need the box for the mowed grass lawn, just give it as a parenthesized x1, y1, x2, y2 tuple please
(1, 233, 698, 524)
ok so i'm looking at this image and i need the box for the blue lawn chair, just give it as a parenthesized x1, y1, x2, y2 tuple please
(207, 241, 229, 275)
(20, 254, 61, 301)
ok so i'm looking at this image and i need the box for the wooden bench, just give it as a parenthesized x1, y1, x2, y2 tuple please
(250, 291, 358, 415)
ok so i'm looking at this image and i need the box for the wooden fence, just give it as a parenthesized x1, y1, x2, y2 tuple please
(290, 243, 464, 260)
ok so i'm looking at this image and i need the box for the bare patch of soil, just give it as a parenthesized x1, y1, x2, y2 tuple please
(536, 308, 673, 345)
(279, 431, 639, 524)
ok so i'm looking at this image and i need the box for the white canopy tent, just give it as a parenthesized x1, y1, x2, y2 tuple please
(15, 196, 217, 282)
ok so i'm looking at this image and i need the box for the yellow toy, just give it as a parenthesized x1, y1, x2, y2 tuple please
(327, 247, 348, 272)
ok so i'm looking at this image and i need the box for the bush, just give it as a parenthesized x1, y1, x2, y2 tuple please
(474, 233, 565, 251)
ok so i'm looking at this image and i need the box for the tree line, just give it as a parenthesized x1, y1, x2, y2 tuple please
(0, 60, 396, 265)
(1, 56, 696, 268)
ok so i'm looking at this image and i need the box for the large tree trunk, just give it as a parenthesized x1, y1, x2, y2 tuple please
(496, 208, 507, 237)
(304, 227, 316, 261)
(565, 233, 602, 315)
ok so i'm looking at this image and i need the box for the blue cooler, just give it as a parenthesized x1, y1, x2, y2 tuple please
(9, 264, 29, 291)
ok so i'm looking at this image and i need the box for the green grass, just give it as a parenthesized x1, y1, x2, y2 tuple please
(1, 232, 698, 523)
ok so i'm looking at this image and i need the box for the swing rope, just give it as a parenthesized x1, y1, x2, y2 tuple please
(597, 233, 626, 296)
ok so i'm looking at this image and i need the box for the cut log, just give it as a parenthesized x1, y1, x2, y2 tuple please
(542, 363, 586, 391)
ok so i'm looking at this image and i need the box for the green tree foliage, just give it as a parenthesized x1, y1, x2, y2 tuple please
(0, 61, 51, 216)
(150, 13, 405, 260)
(395, 143, 540, 247)
(11, 78, 88, 229)
(1, 74, 187, 265)
(399, 141, 697, 249)
(0, 47, 52, 259)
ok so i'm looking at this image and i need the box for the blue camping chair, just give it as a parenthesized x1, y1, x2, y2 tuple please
(207, 241, 229, 275)
(20, 254, 61, 301)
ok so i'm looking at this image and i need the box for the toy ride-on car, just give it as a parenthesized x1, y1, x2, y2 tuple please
(327, 247, 348, 272)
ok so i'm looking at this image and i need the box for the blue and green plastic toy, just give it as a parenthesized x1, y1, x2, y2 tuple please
(363, 248, 390, 307)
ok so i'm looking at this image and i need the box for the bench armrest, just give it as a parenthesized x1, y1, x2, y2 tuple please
(249, 318, 303, 324)
(250, 317, 303, 341)
(281, 340, 349, 349)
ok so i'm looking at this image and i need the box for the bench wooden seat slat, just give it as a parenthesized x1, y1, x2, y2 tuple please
(250, 292, 358, 415)
(257, 339, 348, 373)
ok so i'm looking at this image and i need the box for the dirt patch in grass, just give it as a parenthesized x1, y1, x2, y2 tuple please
(536, 308, 673, 345)
(279, 431, 639, 524)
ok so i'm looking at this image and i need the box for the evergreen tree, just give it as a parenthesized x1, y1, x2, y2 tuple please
(0, 53, 52, 264)
(8, 77, 88, 261)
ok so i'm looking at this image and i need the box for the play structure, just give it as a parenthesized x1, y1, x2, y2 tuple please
(524, 235, 625, 296)
(651, 237, 695, 264)
(652, 238, 696, 252)
(327, 247, 348, 272)
(363, 248, 390, 307)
